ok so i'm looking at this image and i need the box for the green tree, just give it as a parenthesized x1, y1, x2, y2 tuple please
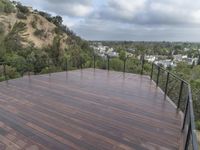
(16, 2, 29, 14)
(52, 16, 63, 26)
(4, 54, 27, 74)
(119, 50, 126, 61)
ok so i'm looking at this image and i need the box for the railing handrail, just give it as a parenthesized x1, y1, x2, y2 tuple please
(155, 63, 189, 85)
(151, 63, 198, 150)
(188, 85, 199, 150)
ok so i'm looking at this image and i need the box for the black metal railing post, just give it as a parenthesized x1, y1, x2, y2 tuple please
(48, 59, 51, 76)
(20, 62, 23, 77)
(182, 95, 189, 131)
(177, 80, 184, 109)
(28, 61, 30, 76)
(93, 55, 96, 69)
(123, 59, 126, 73)
(150, 63, 154, 79)
(107, 56, 110, 71)
(156, 66, 160, 86)
(164, 72, 170, 95)
(141, 58, 145, 75)
(65, 59, 68, 71)
(3, 63, 7, 81)
(80, 57, 83, 69)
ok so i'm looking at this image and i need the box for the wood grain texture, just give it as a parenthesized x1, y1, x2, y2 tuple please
(0, 69, 182, 150)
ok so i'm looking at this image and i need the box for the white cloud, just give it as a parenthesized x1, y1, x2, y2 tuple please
(17, 0, 200, 41)
(107, 0, 146, 20)
(43, 1, 93, 17)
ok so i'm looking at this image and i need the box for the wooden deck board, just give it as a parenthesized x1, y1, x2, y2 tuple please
(0, 69, 182, 150)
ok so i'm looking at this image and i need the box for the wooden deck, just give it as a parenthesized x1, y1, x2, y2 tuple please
(0, 69, 182, 150)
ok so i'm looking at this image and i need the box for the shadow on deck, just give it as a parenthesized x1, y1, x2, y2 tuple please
(0, 69, 182, 150)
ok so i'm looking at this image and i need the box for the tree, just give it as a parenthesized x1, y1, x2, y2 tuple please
(4, 54, 27, 74)
(16, 2, 29, 14)
(52, 16, 63, 26)
(119, 50, 126, 61)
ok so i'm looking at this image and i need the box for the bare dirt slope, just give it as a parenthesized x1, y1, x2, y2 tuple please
(0, 11, 69, 49)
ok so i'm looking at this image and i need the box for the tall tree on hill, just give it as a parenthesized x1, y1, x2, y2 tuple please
(52, 16, 63, 26)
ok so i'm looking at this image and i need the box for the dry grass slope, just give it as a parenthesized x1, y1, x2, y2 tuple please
(0, 9, 69, 49)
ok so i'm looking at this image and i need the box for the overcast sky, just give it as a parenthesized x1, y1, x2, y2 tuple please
(18, 0, 200, 41)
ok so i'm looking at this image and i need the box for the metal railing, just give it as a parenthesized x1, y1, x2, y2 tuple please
(0, 57, 84, 80)
(150, 63, 198, 150)
(0, 56, 199, 150)
(93, 55, 146, 75)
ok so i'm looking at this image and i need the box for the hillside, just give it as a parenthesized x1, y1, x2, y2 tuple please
(0, 0, 93, 77)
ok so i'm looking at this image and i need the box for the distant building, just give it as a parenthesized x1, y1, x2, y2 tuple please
(155, 60, 176, 68)
(184, 48, 190, 51)
(107, 51, 119, 57)
(127, 48, 135, 52)
(144, 55, 156, 62)
(173, 54, 183, 62)
(183, 58, 198, 65)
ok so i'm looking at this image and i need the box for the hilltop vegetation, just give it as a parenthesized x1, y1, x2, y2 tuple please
(0, 0, 93, 77)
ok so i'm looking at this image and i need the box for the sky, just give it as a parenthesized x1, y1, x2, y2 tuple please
(17, 0, 200, 42)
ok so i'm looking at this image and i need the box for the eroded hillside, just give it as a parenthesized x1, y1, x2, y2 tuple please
(0, 0, 93, 77)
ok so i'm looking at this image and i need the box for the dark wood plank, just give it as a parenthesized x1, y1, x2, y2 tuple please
(0, 69, 182, 150)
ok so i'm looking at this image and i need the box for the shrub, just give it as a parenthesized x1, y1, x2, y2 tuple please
(0, 0, 15, 13)
(40, 66, 61, 74)
(196, 121, 200, 130)
(0, 76, 4, 82)
(16, 3, 29, 14)
(0, 65, 20, 80)
(31, 20, 37, 28)
(34, 29, 45, 38)
(4, 1, 15, 13)
(4, 22, 27, 52)
(110, 58, 123, 71)
(0, 23, 4, 35)
(4, 54, 27, 74)
(54, 27, 62, 35)
(16, 12, 27, 20)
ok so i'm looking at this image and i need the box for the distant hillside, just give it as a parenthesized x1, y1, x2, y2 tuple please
(0, 0, 93, 76)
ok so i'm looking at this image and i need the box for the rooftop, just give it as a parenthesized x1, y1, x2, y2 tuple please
(0, 68, 183, 150)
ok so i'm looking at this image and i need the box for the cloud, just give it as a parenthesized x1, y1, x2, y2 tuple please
(42, 0, 93, 17)
(96, 0, 200, 27)
(17, 0, 200, 41)
(18, 0, 93, 17)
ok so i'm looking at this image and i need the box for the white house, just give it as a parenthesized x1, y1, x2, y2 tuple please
(144, 55, 156, 62)
(155, 60, 176, 68)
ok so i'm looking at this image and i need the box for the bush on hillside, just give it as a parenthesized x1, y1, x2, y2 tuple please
(4, 22, 27, 52)
(4, 54, 27, 74)
(196, 121, 200, 130)
(0, 65, 20, 80)
(0, 0, 15, 13)
(16, 12, 27, 19)
(31, 20, 37, 28)
(0, 22, 5, 35)
(16, 3, 29, 14)
(40, 66, 61, 74)
(34, 29, 45, 38)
